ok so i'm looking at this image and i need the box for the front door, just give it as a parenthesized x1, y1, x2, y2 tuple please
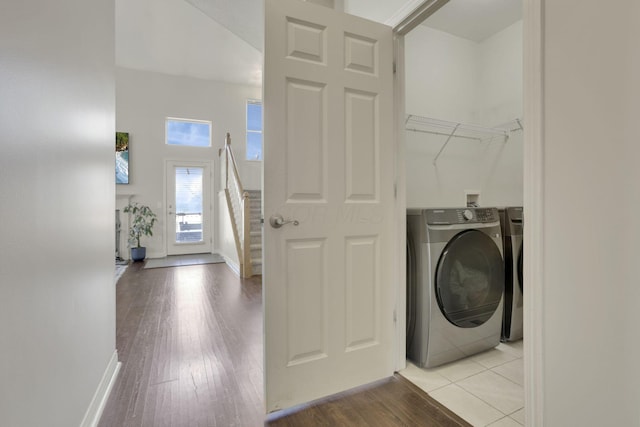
(264, 0, 395, 412)
(166, 160, 212, 255)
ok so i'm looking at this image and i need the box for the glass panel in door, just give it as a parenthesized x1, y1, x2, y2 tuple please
(166, 160, 211, 256)
(174, 166, 203, 244)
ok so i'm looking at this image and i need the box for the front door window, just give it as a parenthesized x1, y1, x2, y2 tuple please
(174, 166, 203, 244)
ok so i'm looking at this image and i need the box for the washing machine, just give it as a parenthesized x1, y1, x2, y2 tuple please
(406, 208, 505, 368)
(499, 207, 523, 342)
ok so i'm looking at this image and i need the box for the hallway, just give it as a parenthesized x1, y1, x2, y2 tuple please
(99, 263, 263, 426)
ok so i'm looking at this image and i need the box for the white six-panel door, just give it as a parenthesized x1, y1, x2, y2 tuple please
(264, 0, 395, 412)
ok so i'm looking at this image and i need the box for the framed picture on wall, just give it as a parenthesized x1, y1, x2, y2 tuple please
(116, 132, 129, 184)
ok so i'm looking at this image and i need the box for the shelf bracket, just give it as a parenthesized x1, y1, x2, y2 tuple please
(432, 123, 460, 165)
(515, 118, 523, 131)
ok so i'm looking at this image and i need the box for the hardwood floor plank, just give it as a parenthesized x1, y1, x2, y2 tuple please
(265, 376, 471, 427)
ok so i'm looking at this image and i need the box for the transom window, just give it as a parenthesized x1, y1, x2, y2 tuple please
(246, 100, 263, 161)
(166, 118, 211, 147)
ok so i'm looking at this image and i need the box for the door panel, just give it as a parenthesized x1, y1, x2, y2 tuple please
(285, 238, 327, 366)
(345, 89, 378, 200)
(264, 0, 394, 412)
(345, 235, 379, 351)
(285, 79, 327, 201)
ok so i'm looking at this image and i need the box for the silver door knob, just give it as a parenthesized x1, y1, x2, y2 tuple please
(269, 215, 299, 229)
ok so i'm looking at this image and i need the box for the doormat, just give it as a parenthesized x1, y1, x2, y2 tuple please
(115, 264, 128, 284)
(143, 253, 225, 269)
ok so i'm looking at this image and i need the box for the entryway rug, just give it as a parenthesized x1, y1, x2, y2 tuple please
(115, 264, 128, 284)
(143, 253, 225, 269)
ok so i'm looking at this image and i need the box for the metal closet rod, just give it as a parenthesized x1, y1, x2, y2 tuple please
(404, 114, 523, 165)
(405, 114, 517, 136)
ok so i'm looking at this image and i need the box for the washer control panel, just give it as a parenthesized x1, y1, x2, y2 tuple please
(425, 208, 499, 225)
(507, 206, 523, 222)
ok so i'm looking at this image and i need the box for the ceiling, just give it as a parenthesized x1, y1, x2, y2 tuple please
(422, 0, 522, 42)
(115, 0, 263, 86)
(115, 0, 522, 86)
(184, 0, 263, 51)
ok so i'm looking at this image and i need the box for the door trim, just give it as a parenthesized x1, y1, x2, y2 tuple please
(392, 32, 407, 372)
(390, 0, 543, 423)
(388, 0, 449, 35)
(523, 0, 544, 424)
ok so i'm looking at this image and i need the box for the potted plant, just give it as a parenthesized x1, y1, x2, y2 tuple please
(123, 202, 157, 262)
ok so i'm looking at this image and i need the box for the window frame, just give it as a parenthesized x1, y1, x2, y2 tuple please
(246, 100, 263, 161)
(165, 117, 212, 148)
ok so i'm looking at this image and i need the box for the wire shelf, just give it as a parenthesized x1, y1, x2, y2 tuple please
(405, 115, 523, 164)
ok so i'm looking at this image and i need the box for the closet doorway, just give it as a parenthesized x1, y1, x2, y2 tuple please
(398, 1, 525, 425)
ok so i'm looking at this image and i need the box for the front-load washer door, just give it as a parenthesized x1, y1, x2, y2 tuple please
(435, 230, 504, 328)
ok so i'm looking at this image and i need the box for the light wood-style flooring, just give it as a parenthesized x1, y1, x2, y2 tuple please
(99, 261, 470, 426)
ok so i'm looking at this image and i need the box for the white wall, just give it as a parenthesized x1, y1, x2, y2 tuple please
(0, 0, 117, 426)
(405, 26, 479, 123)
(405, 22, 523, 208)
(477, 21, 523, 126)
(115, 67, 261, 259)
(538, 2, 640, 424)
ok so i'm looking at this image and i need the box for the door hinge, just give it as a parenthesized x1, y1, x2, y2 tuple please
(393, 309, 397, 324)
(393, 61, 397, 74)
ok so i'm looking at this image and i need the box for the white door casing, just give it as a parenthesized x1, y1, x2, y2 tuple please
(166, 160, 212, 255)
(264, 0, 395, 412)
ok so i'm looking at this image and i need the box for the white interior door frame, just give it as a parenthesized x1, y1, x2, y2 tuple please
(261, 0, 459, 411)
(390, 0, 544, 424)
(392, 32, 407, 373)
(522, 0, 544, 424)
(389, 0, 454, 379)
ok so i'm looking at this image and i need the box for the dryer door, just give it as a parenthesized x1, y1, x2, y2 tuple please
(517, 242, 524, 292)
(436, 230, 504, 328)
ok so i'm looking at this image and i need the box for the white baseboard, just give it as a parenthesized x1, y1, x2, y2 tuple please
(222, 254, 240, 276)
(80, 350, 121, 427)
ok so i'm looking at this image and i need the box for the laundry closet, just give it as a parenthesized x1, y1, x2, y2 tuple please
(404, 3, 523, 209)
(401, 2, 526, 423)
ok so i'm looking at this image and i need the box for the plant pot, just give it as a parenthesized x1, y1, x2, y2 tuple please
(131, 247, 146, 262)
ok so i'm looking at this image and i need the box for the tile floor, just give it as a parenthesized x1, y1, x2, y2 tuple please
(400, 341, 524, 427)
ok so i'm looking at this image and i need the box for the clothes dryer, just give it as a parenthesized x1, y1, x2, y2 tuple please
(499, 207, 523, 342)
(407, 208, 505, 368)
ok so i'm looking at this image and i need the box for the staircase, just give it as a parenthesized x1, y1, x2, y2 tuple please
(246, 190, 263, 275)
(220, 133, 262, 278)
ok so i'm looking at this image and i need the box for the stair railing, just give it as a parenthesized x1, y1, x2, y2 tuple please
(220, 133, 253, 278)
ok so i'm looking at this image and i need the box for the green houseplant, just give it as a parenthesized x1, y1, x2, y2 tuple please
(123, 202, 157, 262)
